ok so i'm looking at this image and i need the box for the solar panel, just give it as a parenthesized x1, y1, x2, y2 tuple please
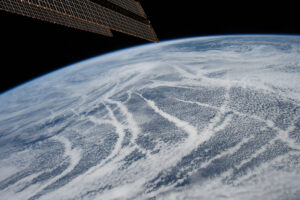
(0, 0, 112, 36)
(0, 0, 158, 42)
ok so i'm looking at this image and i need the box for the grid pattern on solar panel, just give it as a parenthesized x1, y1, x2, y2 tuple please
(22, 0, 157, 41)
(105, 0, 145, 17)
(1, 0, 157, 41)
(0, 0, 112, 36)
(97, 4, 155, 41)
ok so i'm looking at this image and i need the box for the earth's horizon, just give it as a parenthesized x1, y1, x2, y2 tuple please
(0, 34, 299, 200)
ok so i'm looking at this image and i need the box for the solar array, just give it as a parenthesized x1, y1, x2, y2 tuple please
(0, 0, 158, 42)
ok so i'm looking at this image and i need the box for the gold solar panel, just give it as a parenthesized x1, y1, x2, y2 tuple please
(0, 0, 112, 36)
(0, 0, 158, 42)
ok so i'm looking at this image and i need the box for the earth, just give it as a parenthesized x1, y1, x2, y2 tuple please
(0, 35, 300, 200)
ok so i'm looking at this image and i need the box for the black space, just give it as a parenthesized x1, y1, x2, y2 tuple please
(1, 1, 299, 93)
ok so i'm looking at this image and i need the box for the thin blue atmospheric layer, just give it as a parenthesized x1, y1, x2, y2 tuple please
(0, 34, 300, 200)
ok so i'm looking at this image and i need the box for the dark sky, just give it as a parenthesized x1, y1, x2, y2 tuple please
(1, 1, 299, 93)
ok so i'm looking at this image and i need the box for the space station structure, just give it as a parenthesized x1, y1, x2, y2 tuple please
(0, 0, 158, 42)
